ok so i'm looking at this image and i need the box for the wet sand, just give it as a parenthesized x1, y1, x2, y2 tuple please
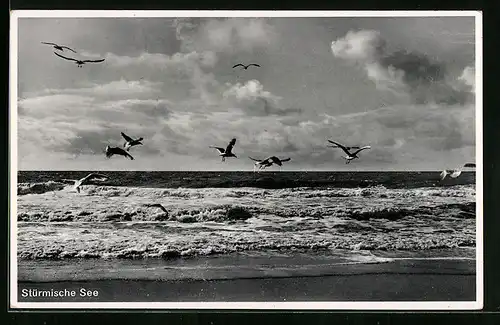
(16, 259, 476, 302)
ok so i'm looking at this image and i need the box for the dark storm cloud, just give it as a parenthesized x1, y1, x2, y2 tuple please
(331, 30, 475, 105)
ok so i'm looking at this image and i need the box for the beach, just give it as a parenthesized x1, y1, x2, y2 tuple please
(15, 171, 477, 303)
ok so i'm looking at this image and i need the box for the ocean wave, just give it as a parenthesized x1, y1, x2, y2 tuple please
(16, 181, 475, 201)
(17, 182, 67, 196)
(17, 204, 256, 223)
(17, 233, 476, 260)
(16, 200, 475, 223)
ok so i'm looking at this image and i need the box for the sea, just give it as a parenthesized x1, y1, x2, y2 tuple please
(16, 171, 477, 283)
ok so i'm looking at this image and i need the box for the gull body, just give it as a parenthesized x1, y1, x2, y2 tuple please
(60, 173, 109, 193)
(210, 138, 238, 162)
(249, 156, 291, 172)
(327, 140, 371, 164)
(42, 42, 76, 53)
(232, 63, 261, 70)
(105, 146, 134, 160)
(121, 132, 144, 151)
(53, 51, 105, 68)
(440, 163, 476, 181)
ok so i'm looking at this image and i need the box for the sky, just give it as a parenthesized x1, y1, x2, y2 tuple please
(15, 15, 477, 171)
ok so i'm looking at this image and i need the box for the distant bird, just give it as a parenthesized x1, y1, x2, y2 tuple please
(60, 173, 109, 193)
(440, 163, 476, 181)
(328, 140, 371, 164)
(53, 52, 105, 68)
(121, 132, 144, 151)
(210, 138, 238, 162)
(105, 146, 134, 160)
(142, 203, 168, 213)
(249, 156, 291, 172)
(41, 42, 76, 53)
(232, 63, 261, 70)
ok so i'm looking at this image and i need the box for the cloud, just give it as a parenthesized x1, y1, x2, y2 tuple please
(331, 30, 475, 105)
(173, 18, 277, 53)
(222, 80, 303, 116)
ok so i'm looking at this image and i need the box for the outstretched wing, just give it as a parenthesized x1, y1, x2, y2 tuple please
(327, 140, 351, 155)
(464, 163, 476, 168)
(210, 146, 225, 154)
(280, 158, 291, 163)
(248, 64, 261, 68)
(124, 150, 135, 160)
(53, 51, 78, 62)
(268, 156, 283, 166)
(121, 132, 133, 142)
(439, 170, 448, 181)
(225, 138, 236, 154)
(143, 203, 168, 213)
(61, 46, 77, 53)
(83, 59, 105, 63)
(352, 146, 371, 155)
(41, 42, 58, 46)
(232, 64, 244, 69)
(248, 157, 263, 162)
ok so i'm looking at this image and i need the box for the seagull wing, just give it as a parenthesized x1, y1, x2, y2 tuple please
(225, 138, 236, 154)
(232, 64, 244, 69)
(54, 51, 78, 62)
(61, 46, 77, 53)
(440, 170, 448, 181)
(123, 150, 135, 160)
(210, 146, 225, 154)
(41, 42, 58, 46)
(280, 158, 291, 163)
(248, 64, 261, 68)
(248, 157, 263, 162)
(269, 156, 283, 166)
(83, 59, 105, 63)
(121, 132, 134, 142)
(352, 146, 371, 155)
(327, 140, 351, 155)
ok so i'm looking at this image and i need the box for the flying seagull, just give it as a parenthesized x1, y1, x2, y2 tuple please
(121, 132, 144, 151)
(53, 52, 105, 68)
(142, 203, 168, 213)
(105, 146, 134, 160)
(210, 138, 238, 162)
(232, 63, 261, 70)
(41, 42, 77, 53)
(327, 144, 361, 150)
(249, 156, 291, 172)
(60, 173, 109, 193)
(328, 140, 371, 164)
(440, 163, 476, 181)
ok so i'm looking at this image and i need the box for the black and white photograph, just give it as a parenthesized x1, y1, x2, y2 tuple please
(10, 11, 482, 309)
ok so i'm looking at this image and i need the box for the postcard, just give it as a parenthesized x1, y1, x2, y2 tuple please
(10, 10, 483, 310)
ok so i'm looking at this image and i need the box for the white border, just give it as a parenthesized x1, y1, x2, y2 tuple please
(9, 10, 483, 310)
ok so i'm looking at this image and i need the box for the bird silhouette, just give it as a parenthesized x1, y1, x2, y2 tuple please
(328, 140, 371, 164)
(210, 138, 238, 162)
(249, 156, 291, 172)
(105, 146, 134, 160)
(121, 132, 144, 151)
(41, 42, 76, 53)
(59, 173, 109, 193)
(232, 63, 261, 70)
(440, 163, 476, 181)
(53, 52, 105, 68)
